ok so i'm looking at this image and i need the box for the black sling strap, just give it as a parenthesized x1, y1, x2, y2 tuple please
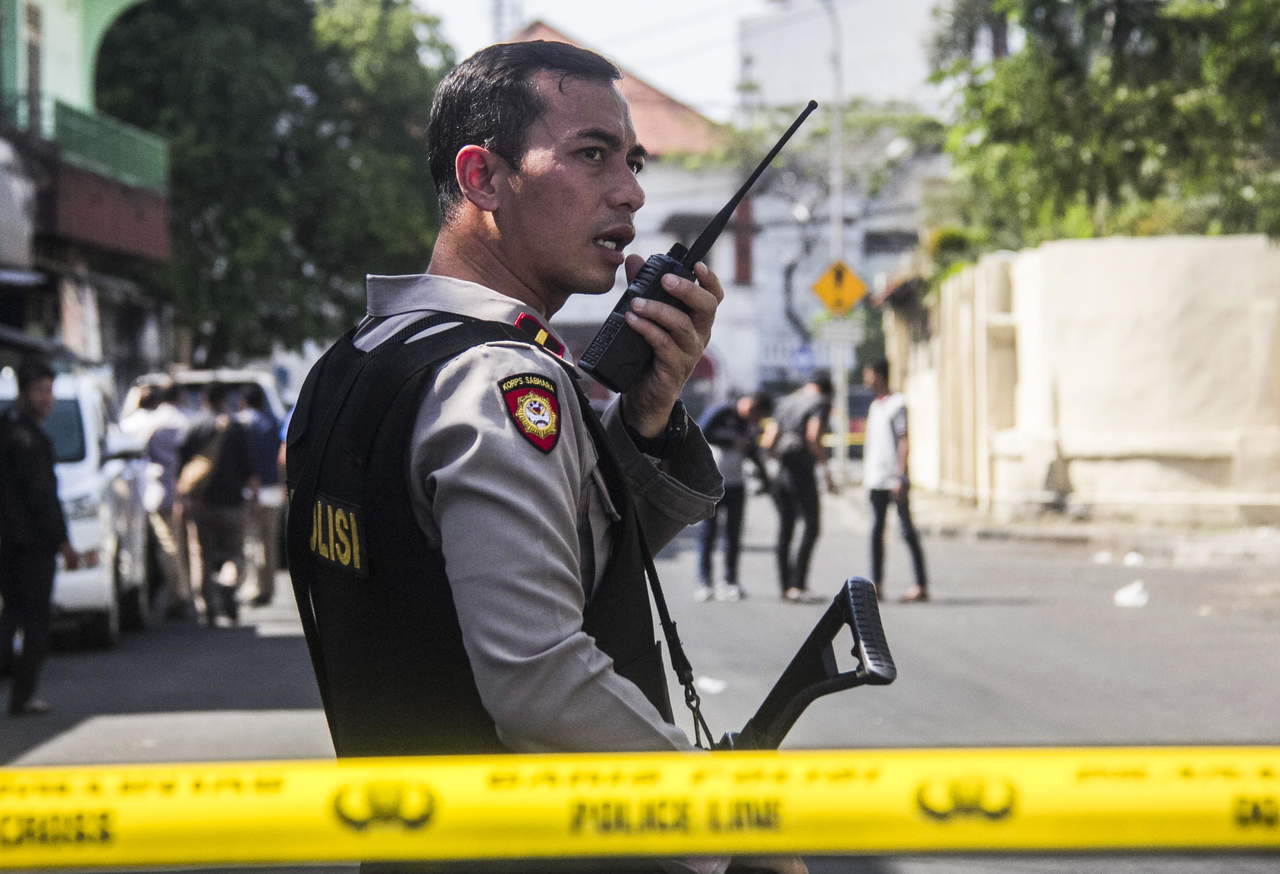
(566, 374, 715, 747)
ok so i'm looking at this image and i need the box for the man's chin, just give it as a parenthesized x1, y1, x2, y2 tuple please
(566, 270, 624, 297)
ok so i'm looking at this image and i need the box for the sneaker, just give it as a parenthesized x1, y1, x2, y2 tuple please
(166, 600, 196, 621)
(715, 584, 744, 602)
(694, 586, 715, 602)
(9, 698, 51, 716)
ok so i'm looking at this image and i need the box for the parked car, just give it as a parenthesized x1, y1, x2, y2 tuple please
(0, 369, 154, 647)
(844, 384, 876, 459)
(121, 368, 286, 422)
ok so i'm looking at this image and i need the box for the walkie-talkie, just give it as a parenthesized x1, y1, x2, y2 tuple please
(579, 99, 819, 393)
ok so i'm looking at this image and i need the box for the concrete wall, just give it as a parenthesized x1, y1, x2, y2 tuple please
(887, 235, 1280, 525)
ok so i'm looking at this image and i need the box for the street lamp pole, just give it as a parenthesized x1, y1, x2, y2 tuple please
(820, 0, 850, 486)
(822, 0, 845, 265)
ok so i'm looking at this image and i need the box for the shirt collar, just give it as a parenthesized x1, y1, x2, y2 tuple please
(365, 273, 572, 361)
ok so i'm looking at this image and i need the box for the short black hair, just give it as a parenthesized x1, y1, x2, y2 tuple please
(748, 390, 774, 417)
(427, 40, 621, 221)
(242, 383, 267, 412)
(809, 369, 833, 396)
(16, 356, 54, 393)
(868, 358, 890, 382)
(206, 383, 230, 411)
(137, 384, 162, 411)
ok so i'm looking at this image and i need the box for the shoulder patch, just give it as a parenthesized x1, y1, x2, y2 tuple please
(499, 372, 561, 453)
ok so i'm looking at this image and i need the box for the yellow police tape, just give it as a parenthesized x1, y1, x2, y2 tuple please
(1, 747, 1278, 868)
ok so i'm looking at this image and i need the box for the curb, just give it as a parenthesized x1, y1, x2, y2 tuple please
(852, 495, 1280, 566)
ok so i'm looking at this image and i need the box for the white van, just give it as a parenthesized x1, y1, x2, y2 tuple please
(122, 369, 286, 422)
(1, 369, 153, 646)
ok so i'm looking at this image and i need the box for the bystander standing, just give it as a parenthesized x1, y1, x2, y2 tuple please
(862, 359, 928, 602)
(761, 372, 837, 603)
(0, 358, 80, 715)
(146, 382, 194, 619)
(178, 384, 256, 626)
(695, 391, 772, 601)
(237, 384, 281, 607)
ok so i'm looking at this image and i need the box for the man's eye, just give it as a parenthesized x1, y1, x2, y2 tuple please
(582, 147, 603, 161)
(628, 160, 644, 175)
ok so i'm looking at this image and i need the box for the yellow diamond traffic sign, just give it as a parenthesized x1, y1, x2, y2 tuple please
(812, 260, 865, 315)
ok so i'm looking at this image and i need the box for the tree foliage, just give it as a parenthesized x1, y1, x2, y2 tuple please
(929, 0, 1009, 70)
(96, 0, 454, 363)
(934, 0, 1280, 251)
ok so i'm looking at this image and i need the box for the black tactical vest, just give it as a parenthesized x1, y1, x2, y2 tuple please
(286, 315, 673, 758)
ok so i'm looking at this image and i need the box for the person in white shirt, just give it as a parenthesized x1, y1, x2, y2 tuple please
(862, 359, 928, 602)
(146, 383, 194, 618)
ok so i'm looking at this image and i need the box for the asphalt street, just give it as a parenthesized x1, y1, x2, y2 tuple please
(2, 487, 1277, 873)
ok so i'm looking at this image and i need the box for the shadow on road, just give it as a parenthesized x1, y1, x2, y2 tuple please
(2, 609, 320, 763)
(908, 596, 1041, 607)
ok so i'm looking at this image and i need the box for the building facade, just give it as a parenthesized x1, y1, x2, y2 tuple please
(0, 0, 171, 389)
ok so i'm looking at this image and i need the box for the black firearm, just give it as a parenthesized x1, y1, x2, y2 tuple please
(718, 578, 896, 750)
(579, 100, 819, 394)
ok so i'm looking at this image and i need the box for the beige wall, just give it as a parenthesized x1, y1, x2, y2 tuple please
(887, 235, 1280, 525)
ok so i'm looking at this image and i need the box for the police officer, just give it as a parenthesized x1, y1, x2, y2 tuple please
(287, 42, 807, 874)
(0, 357, 79, 716)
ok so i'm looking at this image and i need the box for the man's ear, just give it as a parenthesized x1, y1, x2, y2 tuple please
(455, 145, 507, 212)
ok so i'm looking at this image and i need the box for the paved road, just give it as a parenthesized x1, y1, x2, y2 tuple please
(3, 490, 1276, 873)
(667, 492, 1280, 751)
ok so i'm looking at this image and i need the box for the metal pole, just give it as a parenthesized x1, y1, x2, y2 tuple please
(821, 0, 850, 486)
(823, 0, 844, 264)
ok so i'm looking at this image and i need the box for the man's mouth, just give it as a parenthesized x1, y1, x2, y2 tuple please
(593, 227, 634, 254)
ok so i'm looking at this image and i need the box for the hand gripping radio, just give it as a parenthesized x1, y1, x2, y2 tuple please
(579, 100, 819, 393)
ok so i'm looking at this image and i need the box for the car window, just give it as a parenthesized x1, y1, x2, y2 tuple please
(849, 388, 875, 420)
(47, 399, 87, 463)
(0, 399, 86, 463)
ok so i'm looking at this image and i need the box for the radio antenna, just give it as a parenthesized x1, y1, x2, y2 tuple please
(681, 99, 819, 268)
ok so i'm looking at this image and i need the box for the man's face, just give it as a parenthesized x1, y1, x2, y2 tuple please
(862, 367, 877, 389)
(493, 73, 646, 308)
(21, 376, 55, 422)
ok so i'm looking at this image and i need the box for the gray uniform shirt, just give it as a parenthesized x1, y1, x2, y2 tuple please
(355, 273, 724, 755)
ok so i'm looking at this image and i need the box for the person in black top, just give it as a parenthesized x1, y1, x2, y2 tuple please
(761, 371, 837, 602)
(179, 383, 256, 627)
(236, 384, 281, 607)
(0, 357, 79, 716)
(695, 391, 772, 601)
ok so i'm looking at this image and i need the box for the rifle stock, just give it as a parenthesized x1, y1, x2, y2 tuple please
(720, 578, 896, 750)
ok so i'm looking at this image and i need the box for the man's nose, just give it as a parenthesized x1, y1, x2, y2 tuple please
(610, 165, 645, 213)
